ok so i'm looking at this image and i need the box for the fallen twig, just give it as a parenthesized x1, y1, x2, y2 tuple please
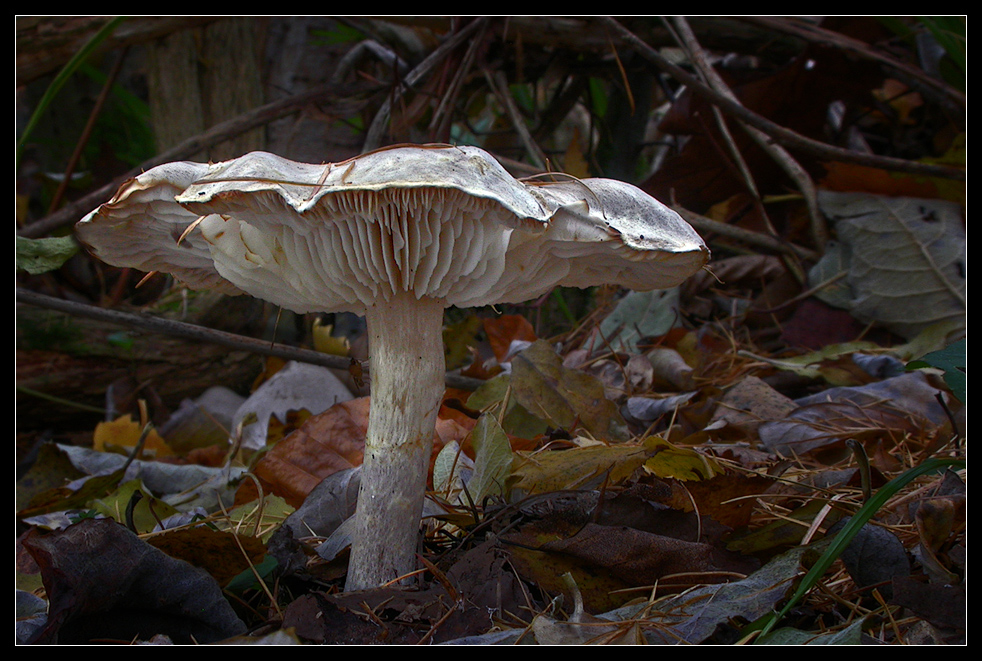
(16, 288, 485, 392)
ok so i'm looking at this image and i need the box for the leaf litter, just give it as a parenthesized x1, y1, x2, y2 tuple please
(15, 17, 966, 645)
(16, 289, 965, 644)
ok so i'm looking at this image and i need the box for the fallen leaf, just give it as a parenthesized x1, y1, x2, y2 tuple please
(757, 372, 954, 461)
(511, 442, 650, 494)
(666, 470, 776, 530)
(597, 289, 681, 353)
(504, 533, 635, 614)
(647, 347, 696, 390)
(510, 339, 627, 440)
(245, 396, 471, 508)
(18, 468, 126, 521)
(90, 478, 180, 533)
(22, 518, 246, 644)
(726, 499, 845, 556)
(483, 314, 537, 363)
(93, 414, 174, 458)
(464, 413, 514, 503)
(710, 375, 798, 434)
(827, 516, 911, 598)
(466, 373, 550, 439)
(890, 577, 965, 632)
(808, 190, 966, 340)
(232, 361, 354, 453)
(311, 319, 350, 356)
(146, 526, 268, 587)
(643, 436, 725, 482)
(245, 398, 369, 508)
(600, 543, 818, 644)
(539, 523, 758, 592)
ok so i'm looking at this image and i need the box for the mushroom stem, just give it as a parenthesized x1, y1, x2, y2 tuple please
(345, 291, 446, 591)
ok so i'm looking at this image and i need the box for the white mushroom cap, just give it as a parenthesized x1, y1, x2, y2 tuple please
(76, 145, 708, 315)
(75, 160, 242, 296)
(477, 177, 710, 305)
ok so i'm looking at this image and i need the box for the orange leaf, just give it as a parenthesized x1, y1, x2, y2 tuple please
(484, 314, 537, 363)
(242, 397, 475, 508)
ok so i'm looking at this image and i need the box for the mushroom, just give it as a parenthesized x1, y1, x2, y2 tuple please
(74, 144, 709, 591)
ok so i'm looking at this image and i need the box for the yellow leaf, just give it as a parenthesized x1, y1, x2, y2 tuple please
(642, 436, 723, 481)
(312, 319, 350, 356)
(93, 414, 173, 458)
(562, 129, 591, 179)
(511, 443, 649, 494)
(91, 479, 180, 533)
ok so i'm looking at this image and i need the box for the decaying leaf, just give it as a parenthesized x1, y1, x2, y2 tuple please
(538, 522, 758, 589)
(709, 375, 798, 435)
(483, 313, 537, 363)
(597, 543, 816, 644)
(511, 442, 650, 495)
(757, 371, 955, 461)
(510, 339, 628, 441)
(146, 525, 268, 587)
(244, 398, 369, 508)
(231, 361, 355, 453)
(22, 518, 246, 644)
(809, 190, 966, 340)
(643, 436, 725, 481)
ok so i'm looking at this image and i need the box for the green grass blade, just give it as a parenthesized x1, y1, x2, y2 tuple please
(17, 16, 126, 162)
(755, 455, 964, 641)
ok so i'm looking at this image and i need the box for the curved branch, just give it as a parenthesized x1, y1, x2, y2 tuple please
(668, 16, 828, 248)
(599, 17, 965, 182)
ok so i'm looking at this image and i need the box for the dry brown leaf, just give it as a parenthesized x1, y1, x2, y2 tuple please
(243, 396, 472, 508)
(247, 398, 370, 508)
(710, 375, 798, 435)
(539, 522, 758, 592)
(666, 471, 776, 530)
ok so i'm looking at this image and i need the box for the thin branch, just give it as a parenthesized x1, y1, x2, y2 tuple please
(19, 80, 378, 239)
(483, 68, 548, 170)
(428, 19, 489, 142)
(598, 17, 965, 183)
(362, 17, 489, 152)
(49, 46, 130, 214)
(674, 206, 819, 262)
(668, 16, 828, 250)
(16, 288, 485, 392)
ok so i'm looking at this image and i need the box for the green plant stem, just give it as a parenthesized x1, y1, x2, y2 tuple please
(16, 385, 106, 415)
